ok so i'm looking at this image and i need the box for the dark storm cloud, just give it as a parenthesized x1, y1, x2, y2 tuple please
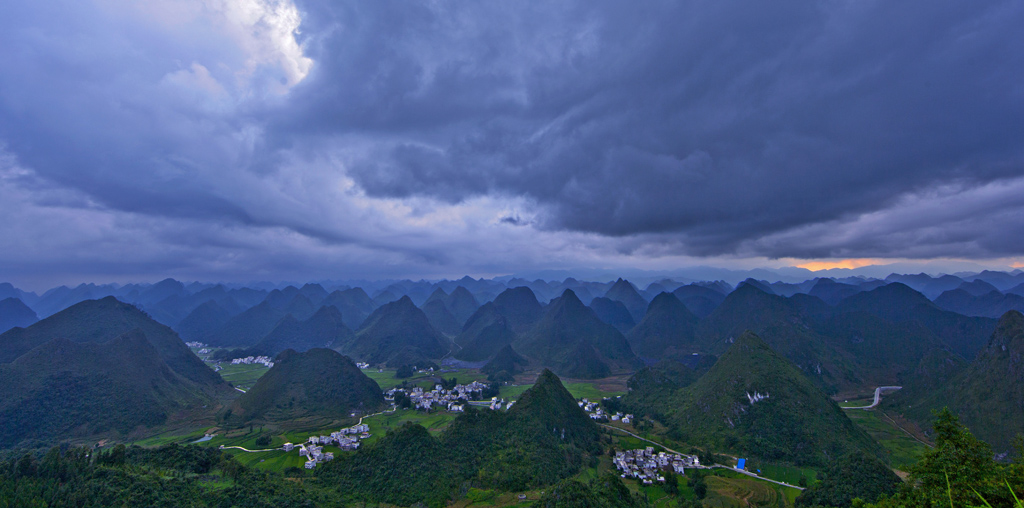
(0, 0, 1023, 287)
(274, 0, 1024, 257)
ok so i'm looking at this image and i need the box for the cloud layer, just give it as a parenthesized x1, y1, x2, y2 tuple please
(1, 0, 1023, 285)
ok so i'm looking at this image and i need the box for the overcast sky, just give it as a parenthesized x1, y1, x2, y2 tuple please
(1, 0, 1023, 289)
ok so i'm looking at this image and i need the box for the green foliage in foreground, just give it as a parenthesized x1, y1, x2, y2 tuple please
(317, 369, 604, 507)
(796, 451, 902, 507)
(0, 444, 334, 508)
(2, 408, 1022, 508)
(866, 409, 1024, 508)
(534, 474, 650, 508)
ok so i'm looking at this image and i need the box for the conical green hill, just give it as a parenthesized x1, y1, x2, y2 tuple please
(509, 369, 600, 446)
(0, 296, 222, 388)
(669, 331, 879, 466)
(232, 348, 384, 423)
(454, 302, 515, 361)
(344, 296, 449, 367)
(516, 289, 639, 379)
(492, 286, 544, 333)
(446, 286, 480, 326)
(0, 329, 215, 448)
(626, 292, 698, 359)
(481, 344, 528, 380)
(420, 298, 461, 336)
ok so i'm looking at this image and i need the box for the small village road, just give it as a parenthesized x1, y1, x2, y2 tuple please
(599, 424, 805, 491)
(219, 446, 279, 453)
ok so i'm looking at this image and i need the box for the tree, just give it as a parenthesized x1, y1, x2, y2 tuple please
(908, 408, 997, 507)
(663, 471, 680, 496)
(396, 365, 414, 378)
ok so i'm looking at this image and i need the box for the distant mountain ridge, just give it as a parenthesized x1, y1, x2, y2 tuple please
(0, 297, 38, 334)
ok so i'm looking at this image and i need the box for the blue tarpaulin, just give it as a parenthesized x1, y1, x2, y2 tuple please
(737, 458, 746, 470)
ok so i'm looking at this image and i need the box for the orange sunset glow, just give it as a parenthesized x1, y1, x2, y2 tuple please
(795, 259, 882, 271)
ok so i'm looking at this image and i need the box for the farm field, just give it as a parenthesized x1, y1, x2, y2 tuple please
(845, 409, 931, 470)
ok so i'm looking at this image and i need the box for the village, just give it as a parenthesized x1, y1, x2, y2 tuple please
(384, 380, 507, 412)
(286, 422, 373, 469)
(613, 447, 701, 484)
(578, 398, 633, 424)
(229, 355, 275, 368)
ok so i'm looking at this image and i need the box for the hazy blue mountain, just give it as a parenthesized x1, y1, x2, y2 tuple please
(205, 293, 315, 347)
(934, 288, 1024, 318)
(955, 279, 1001, 297)
(0, 297, 38, 334)
(836, 283, 996, 359)
(31, 283, 119, 318)
(173, 299, 234, 343)
(491, 286, 544, 333)
(0, 283, 38, 307)
(883, 273, 965, 299)
(243, 305, 354, 358)
(588, 297, 636, 333)
(371, 289, 400, 307)
(963, 270, 1024, 291)
(671, 283, 727, 317)
(320, 287, 376, 330)
(603, 278, 649, 323)
(808, 278, 863, 305)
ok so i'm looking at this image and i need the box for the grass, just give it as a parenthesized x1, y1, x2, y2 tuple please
(360, 409, 458, 444)
(364, 368, 489, 391)
(497, 381, 625, 402)
(214, 363, 269, 391)
(703, 474, 795, 507)
(845, 409, 930, 470)
(838, 397, 875, 408)
(752, 464, 817, 487)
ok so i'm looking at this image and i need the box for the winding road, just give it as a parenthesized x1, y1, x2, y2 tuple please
(842, 386, 902, 410)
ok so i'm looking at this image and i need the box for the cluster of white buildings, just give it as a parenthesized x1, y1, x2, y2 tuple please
(355, 362, 370, 369)
(296, 442, 334, 469)
(286, 423, 373, 469)
(230, 356, 274, 368)
(614, 447, 700, 484)
(578, 399, 632, 424)
(385, 381, 491, 411)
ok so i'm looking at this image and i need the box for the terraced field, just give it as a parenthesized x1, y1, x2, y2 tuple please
(703, 475, 793, 507)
